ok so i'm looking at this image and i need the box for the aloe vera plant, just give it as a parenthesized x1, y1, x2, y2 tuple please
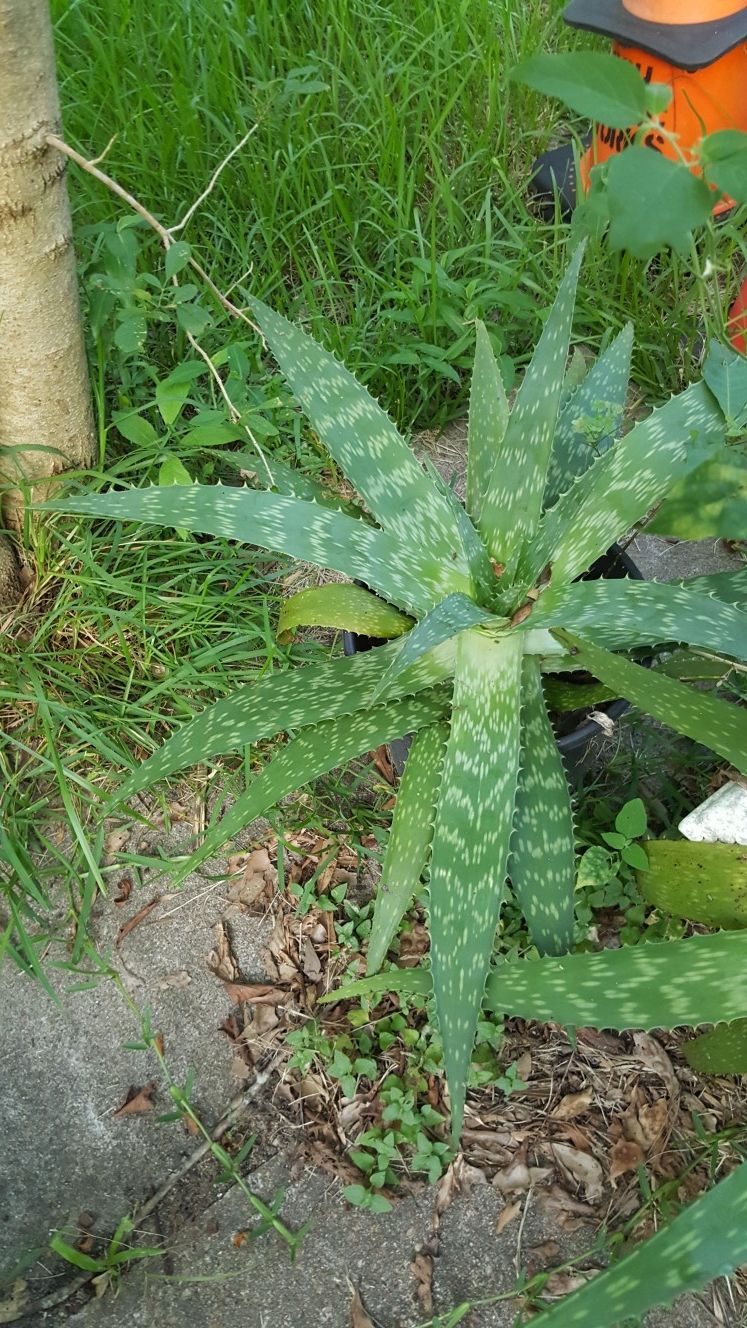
(48, 246, 747, 1139)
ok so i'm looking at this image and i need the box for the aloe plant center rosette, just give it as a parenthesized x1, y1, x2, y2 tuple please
(47, 244, 747, 1140)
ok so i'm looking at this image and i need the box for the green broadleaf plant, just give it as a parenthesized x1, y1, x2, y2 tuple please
(46, 250, 747, 1140)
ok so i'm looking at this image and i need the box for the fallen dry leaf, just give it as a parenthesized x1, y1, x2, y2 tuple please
(116, 896, 160, 946)
(493, 1158, 531, 1194)
(551, 1088, 593, 1121)
(638, 1098, 669, 1149)
(103, 826, 130, 864)
(632, 1032, 677, 1091)
(299, 935, 322, 982)
(113, 1081, 156, 1118)
(114, 875, 133, 905)
(550, 1142, 604, 1202)
(537, 1184, 596, 1232)
(230, 1055, 252, 1084)
(241, 1003, 281, 1058)
(226, 847, 276, 910)
(609, 1138, 644, 1186)
(207, 921, 239, 981)
(158, 969, 191, 991)
(223, 981, 286, 1006)
(496, 1199, 522, 1233)
(350, 1286, 375, 1328)
(0, 1278, 29, 1323)
(411, 1251, 434, 1313)
(544, 1270, 595, 1298)
(372, 745, 396, 785)
(514, 1050, 532, 1084)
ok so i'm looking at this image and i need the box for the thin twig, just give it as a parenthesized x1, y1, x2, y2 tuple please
(169, 126, 257, 237)
(46, 133, 261, 337)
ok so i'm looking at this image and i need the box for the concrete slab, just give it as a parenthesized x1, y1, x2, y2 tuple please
(63, 1162, 716, 1328)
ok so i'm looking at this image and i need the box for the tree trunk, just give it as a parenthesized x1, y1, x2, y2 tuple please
(0, 0, 95, 603)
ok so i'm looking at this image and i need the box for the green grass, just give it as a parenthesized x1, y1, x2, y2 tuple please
(1, 0, 735, 973)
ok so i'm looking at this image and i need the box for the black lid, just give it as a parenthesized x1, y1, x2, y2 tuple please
(564, 0, 747, 70)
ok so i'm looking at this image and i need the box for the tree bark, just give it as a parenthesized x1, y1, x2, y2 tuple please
(0, 0, 95, 602)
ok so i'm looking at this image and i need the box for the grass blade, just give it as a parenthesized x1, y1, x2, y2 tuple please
(480, 245, 585, 566)
(561, 631, 747, 774)
(428, 630, 523, 1137)
(509, 658, 575, 955)
(168, 689, 450, 886)
(367, 721, 448, 973)
(543, 323, 633, 510)
(249, 297, 467, 572)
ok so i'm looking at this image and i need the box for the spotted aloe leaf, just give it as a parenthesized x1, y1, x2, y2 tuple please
(44, 484, 461, 617)
(543, 322, 633, 510)
(371, 593, 496, 703)
(561, 632, 747, 774)
(223, 449, 358, 515)
(249, 297, 467, 575)
(525, 380, 724, 585)
(528, 1160, 747, 1328)
(367, 721, 448, 974)
(479, 244, 585, 566)
(528, 578, 747, 658)
(509, 658, 575, 955)
(428, 629, 523, 1136)
(276, 583, 411, 643)
(685, 1019, 747, 1073)
(168, 689, 450, 886)
(422, 455, 496, 605)
(680, 567, 747, 606)
(638, 840, 747, 929)
(467, 320, 509, 527)
(486, 929, 747, 1028)
(111, 639, 455, 806)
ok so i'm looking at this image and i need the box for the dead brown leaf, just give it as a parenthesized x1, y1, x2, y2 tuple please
(609, 1139, 644, 1186)
(544, 1270, 595, 1298)
(372, 745, 396, 785)
(226, 847, 276, 910)
(514, 1050, 532, 1084)
(241, 1003, 281, 1058)
(299, 935, 322, 982)
(496, 1199, 521, 1233)
(551, 1088, 593, 1121)
(350, 1286, 375, 1328)
(116, 896, 160, 946)
(114, 875, 133, 905)
(639, 1098, 669, 1149)
(230, 1055, 252, 1084)
(537, 1184, 596, 1232)
(550, 1142, 604, 1202)
(492, 1158, 531, 1194)
(223, 981, 286, 1006)
(207, 921, 239, 981)
(113, 1081, 156, 1118)
(631, 1032, 677, 1091)
(104, 826, 130, 864)
(411, 1251, 434, 1313)
(158, 969, 191, 991)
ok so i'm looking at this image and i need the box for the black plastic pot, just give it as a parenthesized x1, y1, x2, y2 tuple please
(343, 543, 642, 786)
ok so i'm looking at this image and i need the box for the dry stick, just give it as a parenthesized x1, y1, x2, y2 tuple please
(170, 125, 257, 237)
(45, 133, 261, 335)
(28, 1059, 279, 1318)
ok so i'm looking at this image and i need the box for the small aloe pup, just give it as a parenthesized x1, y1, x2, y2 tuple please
(48, 245, 747, 1137)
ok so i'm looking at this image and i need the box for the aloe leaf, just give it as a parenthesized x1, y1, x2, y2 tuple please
(429, 629, 523, 1137)
(542, 678, 616, 711)
(367, 721, 448, 974)
(561, 631, 747, 774)
(372, 593, 496, 703)
(680, 568, 747, 607)
(702, 338, 747, 432)
(320, 966, 432, 1004)
(276, 583, 411, 643)
(112, 639, 455, 805)
(654, 649, 736, 682)
(685, 1019, 747, 1073)
(526, 380, 724, 585)
(509, 658, 575, 955)
(422, 456, 496, 605)
(221, 450, 358, 515)
(169, 689, 449, 886)
(647, 444, 747, 541)
(249, 297, 466, 572)
(44, 484, 463, 617)
(480, 245, 585, 566)
(543, 323, 633, 511)
(528, 578, 747, 658)
(527, 1160, 747, 1328)
(638, 840, 747, 929)
(467, 320, 509, 527)
(486, 930, 747, 1028)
